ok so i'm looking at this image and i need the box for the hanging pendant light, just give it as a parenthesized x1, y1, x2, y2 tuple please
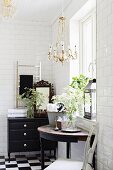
(2, 0, 15, 18)
(48, 15, 77, 64)
(48, 0, 77, 64)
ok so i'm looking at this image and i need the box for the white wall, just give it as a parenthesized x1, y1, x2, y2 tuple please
(0, 20, 52, 155)
(70, 20, 80, 81)
(97, 0, 113, 169)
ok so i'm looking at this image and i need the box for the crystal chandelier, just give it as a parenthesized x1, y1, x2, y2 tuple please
(2, 0, 15, 18)
(48, 16, 77, 64)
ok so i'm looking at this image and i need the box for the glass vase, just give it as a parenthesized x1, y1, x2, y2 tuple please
(62, 114, 76, 130)
(27, 107, 34, 118)
(66, 117, 76, 130)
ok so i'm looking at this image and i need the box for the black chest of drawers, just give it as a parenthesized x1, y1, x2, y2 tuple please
(8, 117, 57, 160)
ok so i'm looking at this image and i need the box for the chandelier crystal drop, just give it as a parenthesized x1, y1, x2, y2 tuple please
(48, 16, 77, 64)
(2, 0, 15, 18)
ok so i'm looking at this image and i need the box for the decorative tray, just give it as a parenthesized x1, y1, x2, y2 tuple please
(61, 128, 81, 133)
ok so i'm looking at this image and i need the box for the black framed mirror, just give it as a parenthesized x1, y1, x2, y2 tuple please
(33, 80, 54, 117)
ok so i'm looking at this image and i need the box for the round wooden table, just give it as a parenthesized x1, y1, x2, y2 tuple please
(38, 125, 88, 170)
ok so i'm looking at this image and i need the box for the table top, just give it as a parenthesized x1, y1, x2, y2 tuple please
(38, 125, 88, 142)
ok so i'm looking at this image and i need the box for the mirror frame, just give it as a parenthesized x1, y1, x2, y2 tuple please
(33, 80, 54, 117)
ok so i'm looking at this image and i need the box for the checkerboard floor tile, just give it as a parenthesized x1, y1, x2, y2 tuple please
(0, 154, 54, 170)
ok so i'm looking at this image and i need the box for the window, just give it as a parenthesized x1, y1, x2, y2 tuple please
(69, 1, 96, 118)
(79, 11, 96, 78)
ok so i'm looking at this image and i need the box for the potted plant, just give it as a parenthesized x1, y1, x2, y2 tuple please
(52, 74, 89, 129)
(19, 88, 44, 118)
(70, 74, 89, 115)
(70, 74, 89, 90)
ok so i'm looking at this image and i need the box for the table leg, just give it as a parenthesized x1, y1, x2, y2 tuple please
(66, 142, 71, 158)
(40, 138, 44, 170)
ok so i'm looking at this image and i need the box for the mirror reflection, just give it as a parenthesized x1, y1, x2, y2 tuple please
(34, 80, 54, 117)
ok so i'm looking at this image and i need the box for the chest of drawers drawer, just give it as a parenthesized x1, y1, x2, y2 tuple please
(9, 129, 39, 140)
(9, 122, 35, 130)
(9, 140, 40, 152)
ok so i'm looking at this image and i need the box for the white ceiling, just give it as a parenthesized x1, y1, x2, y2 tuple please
(11, 0, 72, 23)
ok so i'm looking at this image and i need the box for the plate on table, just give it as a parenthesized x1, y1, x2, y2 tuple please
(61, 128, 81, 133)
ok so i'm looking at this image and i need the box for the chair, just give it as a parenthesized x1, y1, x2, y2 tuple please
(44, 124, 98, 170)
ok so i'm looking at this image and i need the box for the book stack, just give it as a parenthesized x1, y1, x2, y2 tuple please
(8, 108, 27, 118)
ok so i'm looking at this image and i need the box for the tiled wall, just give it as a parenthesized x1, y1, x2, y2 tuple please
(97, 0, 113, 169)
(0, 20, 51, 155)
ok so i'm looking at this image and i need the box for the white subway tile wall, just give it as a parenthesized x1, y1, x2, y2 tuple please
(97, 0, 113, 169)
(0, 20, 52, 155)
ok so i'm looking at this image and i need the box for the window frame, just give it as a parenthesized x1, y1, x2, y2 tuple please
(79, 10, 96, 78)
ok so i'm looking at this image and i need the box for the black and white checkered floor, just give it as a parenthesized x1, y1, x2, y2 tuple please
(0, 154, 54, 170)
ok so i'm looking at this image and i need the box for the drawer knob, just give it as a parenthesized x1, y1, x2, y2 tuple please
(24, 133, 27, 136)
(24, 144, 27, 147)
(24, 124, 27, 127)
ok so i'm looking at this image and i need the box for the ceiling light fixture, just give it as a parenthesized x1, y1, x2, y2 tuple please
(2, 0, 15, 18)
(48, 13, 77, 64)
